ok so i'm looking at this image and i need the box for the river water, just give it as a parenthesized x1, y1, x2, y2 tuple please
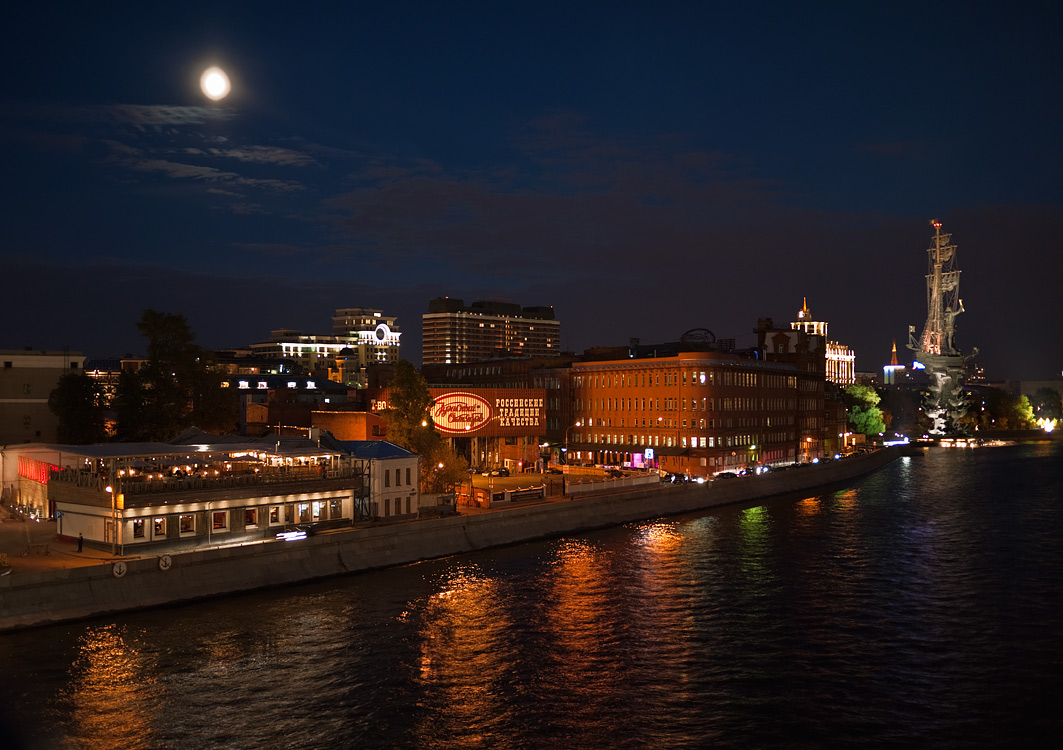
(2, 442, 1061, 749)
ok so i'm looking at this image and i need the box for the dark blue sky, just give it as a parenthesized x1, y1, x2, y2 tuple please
(2, 1, 1060, 379)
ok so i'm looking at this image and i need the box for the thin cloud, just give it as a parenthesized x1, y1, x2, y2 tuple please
(208, 145, 322, 168)
(128, 158, 306, 192)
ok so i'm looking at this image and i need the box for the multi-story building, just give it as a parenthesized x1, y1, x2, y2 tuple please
(791, 299, 855, 385)
(566, 321, 827, 479)
(0, 348, 85, 445)
(422, 298, 560, 365)
(249, 308, 401, 386)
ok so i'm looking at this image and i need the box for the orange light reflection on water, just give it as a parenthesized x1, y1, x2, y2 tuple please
(65, 624, 157, 749)
(413, 565, 513, 748)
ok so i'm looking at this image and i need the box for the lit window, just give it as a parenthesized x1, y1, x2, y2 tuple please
(179, 514, 195, 535)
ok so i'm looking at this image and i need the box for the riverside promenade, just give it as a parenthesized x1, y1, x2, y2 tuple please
(1, 448, 900, 633)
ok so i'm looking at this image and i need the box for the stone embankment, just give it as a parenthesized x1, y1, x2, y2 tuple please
(0, 448, 899, 632)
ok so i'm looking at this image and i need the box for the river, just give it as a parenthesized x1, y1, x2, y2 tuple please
(1, 441, 1061, 748)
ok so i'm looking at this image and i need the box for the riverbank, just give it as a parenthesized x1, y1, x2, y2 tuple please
(0, 448, 899, 632)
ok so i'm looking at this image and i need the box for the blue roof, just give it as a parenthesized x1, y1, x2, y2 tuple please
(338, 440, 417, 460)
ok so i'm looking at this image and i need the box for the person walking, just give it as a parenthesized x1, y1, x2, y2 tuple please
(77, 533, 83, 553)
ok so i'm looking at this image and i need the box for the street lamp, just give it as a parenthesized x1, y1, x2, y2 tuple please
(564, 421, 583, 465)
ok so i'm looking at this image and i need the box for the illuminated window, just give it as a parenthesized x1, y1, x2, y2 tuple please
(153, 518, 166, 538)
(179, 514, 195, 535)
(132, 519, 145, 538)
(269, 506, 281, 524)
(212, 511, 228, 531)
(245, 508, 258, 527)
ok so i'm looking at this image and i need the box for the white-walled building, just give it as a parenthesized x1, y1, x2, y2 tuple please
(250, 308, 401, 386)
(337, 441, 421, 519)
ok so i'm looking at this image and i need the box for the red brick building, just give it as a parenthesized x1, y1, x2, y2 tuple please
(568, 342, 824, 478)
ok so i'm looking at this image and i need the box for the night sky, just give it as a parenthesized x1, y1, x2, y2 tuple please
(3, 1, 1060, 380)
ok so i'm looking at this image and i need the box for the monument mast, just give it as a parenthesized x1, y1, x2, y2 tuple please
(908, 220, 969, 435)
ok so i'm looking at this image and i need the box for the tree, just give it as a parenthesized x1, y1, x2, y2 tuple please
(114, 309, 237, 440)
(48, 372, 107, 444)
(382, 360, 468, 491)
(843, 384, 886, 438)
(1030, 387, 1063, 422)
(1015, 395, 1036, 428)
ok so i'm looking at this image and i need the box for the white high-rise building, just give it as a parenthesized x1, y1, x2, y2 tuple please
(250, 308, 400, 386)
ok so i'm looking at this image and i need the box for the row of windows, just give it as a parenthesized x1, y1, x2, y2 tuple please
(575, 369, 798, 390)
(128, 500, 343, 540)
(580, 395, 798, 414)
(582, 414, 796, 430)
(579, 432, 792, 449)
(383, 467, 413, 488)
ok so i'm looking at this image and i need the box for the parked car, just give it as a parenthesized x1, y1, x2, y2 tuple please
(487, 467, 510, 477)
(547, 467, 563, 474)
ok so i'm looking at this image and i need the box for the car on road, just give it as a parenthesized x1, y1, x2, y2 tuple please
(546, 467, 563, 474)
(482, 467, 510, 477)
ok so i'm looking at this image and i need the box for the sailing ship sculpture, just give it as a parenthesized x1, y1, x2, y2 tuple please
(908, 220, 971, 435)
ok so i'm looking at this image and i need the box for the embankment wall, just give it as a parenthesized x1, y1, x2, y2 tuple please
(1, 448, 898, 632)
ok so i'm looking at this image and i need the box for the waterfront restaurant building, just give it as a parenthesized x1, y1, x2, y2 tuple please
(17, 434, 373, 555)
(567, 347, 823, 479)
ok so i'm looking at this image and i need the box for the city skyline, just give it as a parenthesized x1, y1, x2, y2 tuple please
(2, 2, 1060, 379)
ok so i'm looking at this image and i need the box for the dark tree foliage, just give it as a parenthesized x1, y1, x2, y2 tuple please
(960, 388, 1036, 431)
(878, 388, 931, 438)
(113, 369, 148, 441)
(48, 372, 107, 444)
(114, 309, 238, 441)
(1031, 387, 1063, 422)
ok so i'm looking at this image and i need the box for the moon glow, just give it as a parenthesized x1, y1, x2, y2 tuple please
(200, 67, 231, 101)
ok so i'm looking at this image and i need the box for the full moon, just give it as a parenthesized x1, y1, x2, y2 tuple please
(200, 66, 231, 101)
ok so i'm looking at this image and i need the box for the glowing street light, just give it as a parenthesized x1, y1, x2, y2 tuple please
(564, 421, 583, 464)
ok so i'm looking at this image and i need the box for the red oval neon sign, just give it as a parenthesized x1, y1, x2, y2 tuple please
(431, 392, 492, 434)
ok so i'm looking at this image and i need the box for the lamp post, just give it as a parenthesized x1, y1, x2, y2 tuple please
(105, 484, 116, 555)
(564, 421, 583, 465)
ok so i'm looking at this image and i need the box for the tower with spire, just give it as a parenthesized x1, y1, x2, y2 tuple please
(790, 298, 854, 384)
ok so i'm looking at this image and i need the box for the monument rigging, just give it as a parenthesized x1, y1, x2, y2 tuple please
(908, 220, 971, 435)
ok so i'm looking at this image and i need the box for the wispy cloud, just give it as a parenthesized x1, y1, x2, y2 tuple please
(126, 157, 307, 192)
(206, 145, 322, 168)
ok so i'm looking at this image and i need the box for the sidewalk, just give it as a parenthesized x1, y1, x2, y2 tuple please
(0, 507, 118, 575)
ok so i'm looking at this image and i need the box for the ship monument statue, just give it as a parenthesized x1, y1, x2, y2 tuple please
(907, 219, 973, 435)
